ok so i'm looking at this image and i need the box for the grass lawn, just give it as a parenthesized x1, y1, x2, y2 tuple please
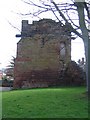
(2, 86, 88, 118)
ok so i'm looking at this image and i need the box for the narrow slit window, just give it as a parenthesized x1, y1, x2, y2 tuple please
(60, 42, 66, 56)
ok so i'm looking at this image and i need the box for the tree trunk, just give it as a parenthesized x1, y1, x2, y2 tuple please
(75, 1, 89, 92)
(88, 0, 90, 96)
(88, 36, 90, 95)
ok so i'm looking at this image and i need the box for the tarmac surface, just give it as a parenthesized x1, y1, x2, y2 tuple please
(0, 87, 12, 91)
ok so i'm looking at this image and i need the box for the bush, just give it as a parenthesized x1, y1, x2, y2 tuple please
(2, 79, 13, 87)
(64, 61, 86, 86)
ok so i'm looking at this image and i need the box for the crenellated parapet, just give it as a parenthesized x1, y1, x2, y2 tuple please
(21, 19, 71, 38)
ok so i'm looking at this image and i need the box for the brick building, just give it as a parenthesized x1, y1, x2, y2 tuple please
(14, 19, 71, 88)
(0, 70, 3, 80)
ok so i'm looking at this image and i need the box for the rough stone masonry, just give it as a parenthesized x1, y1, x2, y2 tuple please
(14, 19, 71, 88)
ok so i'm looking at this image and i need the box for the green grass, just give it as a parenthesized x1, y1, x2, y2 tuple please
(2, 87, 88, 118)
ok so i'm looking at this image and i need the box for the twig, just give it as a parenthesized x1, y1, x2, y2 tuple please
(7, 20, 21, 32)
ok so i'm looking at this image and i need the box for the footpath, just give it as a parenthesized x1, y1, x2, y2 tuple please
(0, 87, 12, 91)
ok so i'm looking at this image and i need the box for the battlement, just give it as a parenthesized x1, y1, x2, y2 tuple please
(21, 19, 71, 38)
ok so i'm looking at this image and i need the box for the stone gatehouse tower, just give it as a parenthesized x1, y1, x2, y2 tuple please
(14, 19, 71, 88)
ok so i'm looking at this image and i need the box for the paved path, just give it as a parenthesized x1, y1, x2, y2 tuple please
(0, 87, 13, 91)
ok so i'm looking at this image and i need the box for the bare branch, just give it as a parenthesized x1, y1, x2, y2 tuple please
(21, 0, 49, 10)
(55, 3, 75, 8)
(59, 8, 77, 11)
(85, 19, 90, 24)
(51, 1, 68, 23)
(84, 2, 90, 19)
(64, 6, 80, 29)
(50, 8, 64, 25)
(51, 0, 82, 38)
(16, 12, 41, 19)
(87, 29, 90, 32)
(33, 9, 51, 16)
(7, 20, 21, 32)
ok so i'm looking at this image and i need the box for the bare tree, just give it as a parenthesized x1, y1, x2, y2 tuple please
(19, 0, 90, 92)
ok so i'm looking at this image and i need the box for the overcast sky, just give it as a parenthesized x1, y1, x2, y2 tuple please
(0, 0, 85, 69)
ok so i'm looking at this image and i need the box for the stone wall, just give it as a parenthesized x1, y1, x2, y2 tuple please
(14, 19, 71, 88)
